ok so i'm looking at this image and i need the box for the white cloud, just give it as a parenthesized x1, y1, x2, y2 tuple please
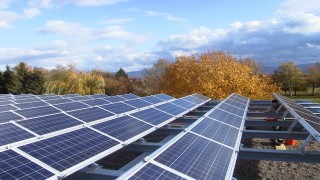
(24, 7, 41, 18)
(68, 0, 127, 6)
(145, 10, 186, 23)
(0, 11, 22, 28)
(0, 0, 14, 9)
(40, 20, 92, 38)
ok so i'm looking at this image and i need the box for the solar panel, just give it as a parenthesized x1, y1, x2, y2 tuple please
(120, 94, 139, 100)
(0, 123, 35, 146)
(130, 108, 174, 126)
(0, 112, 23, 124)
(15, 106, 61, 118)
(154, 133, 233, 180)
(124, 99, 152, 108)
(53, 102, 90, 112)
(45, 98, 73, 105)
(153, 94, 174, 101)
(88, 94, 108, 98)
(129, 163, 185, 180)
(0, 104, 17, 112)
(68, 96, 93, 101)
(192, 93, 211, 101)
(67, 107, 115, 122)
(14, 101, 49, 109)
(218, 103, 244, 117)
(182, 95, 204, 104)
(36, 95, 61, 101)
(155, 103, 187, 116)
(61, 94, 80, 98)
(91, 116, 153, 141)
(18, 128, 119, 172)
(274, 93, 320, 142)
(224, 99, 247, 109)
(81, 99, 110, 106)
(171, 99, 196, 109)
(102, 96, 126, 103)
(99, 102, 136, 114)
(0, 150, 55, 179)
(16, 113, 83, 135)
(14, 98, 41, 104)
(141, 96, 164, 104)
(208, 108, 243, 128)
(191, 118, 239, 147)
(0, 100, 14, 106)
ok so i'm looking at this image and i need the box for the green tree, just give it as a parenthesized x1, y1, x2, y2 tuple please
(115, 68, 128, 79)
(13, 62, 31, 94)
(3, 66, 21, 94)
(26, 68, 46, 94)
(0, 71, 7, 93)
(273, 62, 303, 96)
(144, 59, 171, 94)
(306, 63, 320, 96)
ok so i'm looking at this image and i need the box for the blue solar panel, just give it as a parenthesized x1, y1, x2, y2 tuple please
(92, 116, 153, 141)
(182, 96, 204, 104)
(0, 105, 17, 112)
(154, 133, 233, 180)
(191, 118, 239, 147)
(155, 103, 187, 116)
(61, 94, 80, 98)
(14, 98, 41, 104)
(207, 109, 243, 128)
(0, 123, 35, 146)
(124, 99, 152, 108)
(99, 102, 136, 114)
(45, 98, 73, 105)
(192, 94, 210, 101)
(18, 128, 119, 171)
(53, 102, 90, 112)
(218, 103, 244, 117)
(17, 113, 83, 135)
(15, 101, 49, 109)
(153, 94, 174, 101)
(36, 95, 60, 101)
(0, 112, 23, 124)
(82, 99, 110, 106)
(15, 106, 60, 118)
(224, 99, 247, 109)
(67, 107, 115, 122)
(0, 100, 14, 106)
(102, 96, 126, 103)
(68, 96, 93, 101)
(88, 94, 108, 98)
(129, 163, 185, 180)
(141, 96, 164, 104)
(0, 150, 54, 179)
(130, 108, 174, 125)
(120, 94, 139, 100)
(171, 99, 196, 109)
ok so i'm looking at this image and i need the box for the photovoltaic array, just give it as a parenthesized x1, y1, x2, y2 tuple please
(122, 93, 249, 180)
(274, 93, 320, 143)
(0, 93, 210, 179)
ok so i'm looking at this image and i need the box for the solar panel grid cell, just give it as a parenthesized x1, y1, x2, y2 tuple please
(45, 98, 73, 105)
(124, 99, 152, 108)
(92, 116, 153, 141)
(155, 103, 187, 116)
(15, 106, 61, 118)
(0, 123, 35, 146)
(0, 150, 54, 180)
(67, 107, 115, 122)
(171, 99, 196, 109)
(18, 128, 119, 172)
(154, 133, 233, 180)
(0, 100, 14, 106)
(129, 163, 185, 180)
(191, 118, 239, 147)
(102, 96, 126, 103)
(141, 96, 164, 104)
(99, 102, 135, 114)
(81, 99, 110, 106)
(14, 99, 41, 104)
(0, 112, 23, 124)
(53, 102, 90, 112)
(153, 94, 174, 101)
(182, 96, 204, 104)
(120, 94, 139, 100)
(0, 105, 17, 112)
(192, 94, 210, 101)
(15, 101, 49, 109)
(207, 108, 243, 128)
(218, 103, 244, 117)
(130, 108, 174, 125)
(68, 96, 93, 101)
(16, 113, 83, 135)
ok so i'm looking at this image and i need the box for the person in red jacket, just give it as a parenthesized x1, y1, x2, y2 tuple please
(266, 99, 284, 145)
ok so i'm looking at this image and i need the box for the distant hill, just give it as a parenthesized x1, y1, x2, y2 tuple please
(261, 63, 318, 74)
(127, 69, 145, 78)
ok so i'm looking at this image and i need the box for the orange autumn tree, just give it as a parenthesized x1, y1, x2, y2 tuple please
(159, 51, 278, 99)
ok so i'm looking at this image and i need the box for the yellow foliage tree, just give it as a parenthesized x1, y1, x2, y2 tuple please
(160, 51, 278, 99)
(45, 65, 105, 95)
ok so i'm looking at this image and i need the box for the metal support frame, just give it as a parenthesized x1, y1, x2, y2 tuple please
(239, 147, 320, 163)
(242, 130, 309, 140)
(299, 135, 314, 154)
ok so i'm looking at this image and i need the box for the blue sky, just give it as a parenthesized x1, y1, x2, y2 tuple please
(0, 0, 319, 72)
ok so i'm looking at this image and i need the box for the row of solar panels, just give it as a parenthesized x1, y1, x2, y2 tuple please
(274, 93, 320, 143)
(0, 93, 211, 179)
(120, 94, 250, 180)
